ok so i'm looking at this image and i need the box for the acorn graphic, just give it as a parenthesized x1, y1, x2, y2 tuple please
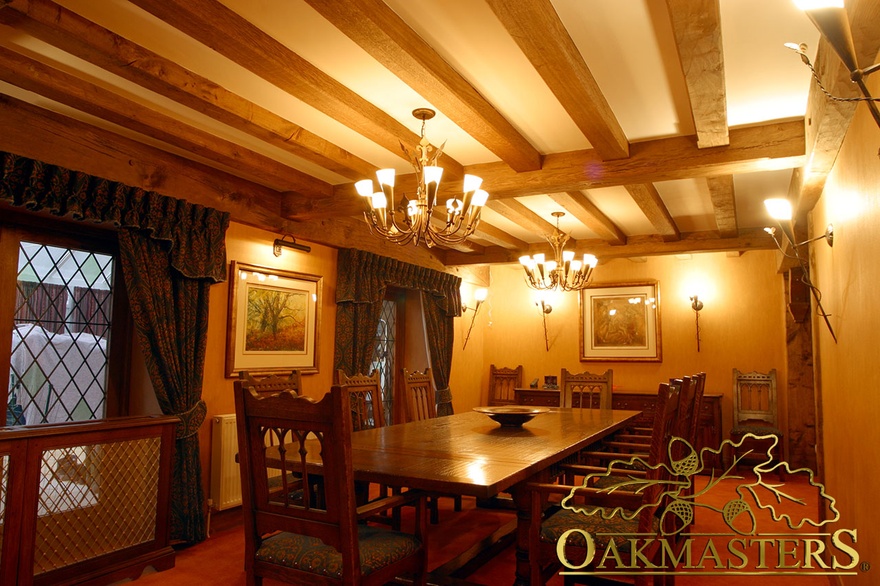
(722, 498, 756, 535)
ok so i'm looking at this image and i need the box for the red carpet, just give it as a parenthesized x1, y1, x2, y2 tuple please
(124, 474, 832, 585)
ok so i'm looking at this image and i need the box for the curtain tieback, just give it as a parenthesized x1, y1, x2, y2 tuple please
(436, 386, 452, 403)
(175, 399, 207, 440)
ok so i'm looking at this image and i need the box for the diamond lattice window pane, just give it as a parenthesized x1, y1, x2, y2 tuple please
(9, 242, 114, 426)
(370, 299, 396, 425)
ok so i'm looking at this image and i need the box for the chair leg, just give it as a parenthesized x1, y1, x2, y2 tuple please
(453, 495, 462, 512)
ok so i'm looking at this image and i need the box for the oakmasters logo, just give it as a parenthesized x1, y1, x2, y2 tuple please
(555, 433, 861, 579)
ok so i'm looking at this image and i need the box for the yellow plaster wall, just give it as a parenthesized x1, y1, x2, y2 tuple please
(195, 222, 339, 497)
(811, 92, 880, 584)
(450, 251, 789, 443)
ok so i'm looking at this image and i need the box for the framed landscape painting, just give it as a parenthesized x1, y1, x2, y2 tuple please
(579, 281, 661, 362)
(226, 261, 322, 376)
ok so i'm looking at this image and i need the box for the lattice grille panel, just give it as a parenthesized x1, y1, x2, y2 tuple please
(33, 437, 161, 575)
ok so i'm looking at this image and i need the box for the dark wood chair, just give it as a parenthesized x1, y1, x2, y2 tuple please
(402, 368, 462, 521)
(402, 368, 437, 422)
(561, 368, 613, 409)
(337, 370, 386, 430)
(234, 383, 428, 586)
(488, 364, 523, 406)
(730, 368, 783, 477)
(238, 370, 302, 395)
(528, 380, 682, 585)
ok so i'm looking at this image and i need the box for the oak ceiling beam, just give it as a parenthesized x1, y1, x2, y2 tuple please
(0, 93, 448, 270)
(795, 0, 880, 217)
(471, 222, 529, 250)
(0, 0, 376, 182)
(485, 200, 557, 237)
(303, 0, 541, 173)
(443, 227, 774, 266)
(625, 184, 681, 241)
(0, 46, 331, 196)
(467, 119, 806, 198)
(549, 191, 627, 245)
(289, 119, 806, 220)
(0, 93, 283, 228)
(127, 0, 465, 178)
(665, 0, 729, 148)
(706, 175, 737, 237)
(485, 0, 630, 160)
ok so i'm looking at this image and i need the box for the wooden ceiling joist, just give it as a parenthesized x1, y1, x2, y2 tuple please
(706, 175, 737, 237)
(303, 0, 542, 173)
(0, 46, 330, 196)
(443, 227, 774, 266)
(665, 0, 729, 148)
(625, 184, 681, 242)
(485, 200, 558, 237)
(285, 119, 806, 221)
(127, 0, 465, 178)
(0, 0, 378, 182)
(549, 191, 627, 245)
(486, 0, 630, 160)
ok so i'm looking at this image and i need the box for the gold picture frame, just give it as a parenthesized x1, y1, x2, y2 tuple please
(579, 281, 661, 362)
(225, 261, 322, 376)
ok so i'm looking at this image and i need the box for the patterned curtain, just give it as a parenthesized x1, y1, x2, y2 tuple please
(118, 229, 211, 542)
(0, 151, 229, 542)
(334, 249, 461, 414)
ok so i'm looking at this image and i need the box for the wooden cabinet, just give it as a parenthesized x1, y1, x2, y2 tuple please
(514, 388, 722, 457)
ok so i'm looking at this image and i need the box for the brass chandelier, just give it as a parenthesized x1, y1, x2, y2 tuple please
(519, 212, 598, 292)
(355, 108, 489, 248)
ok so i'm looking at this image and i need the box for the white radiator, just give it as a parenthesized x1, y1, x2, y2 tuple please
(210, 414, 242, 511)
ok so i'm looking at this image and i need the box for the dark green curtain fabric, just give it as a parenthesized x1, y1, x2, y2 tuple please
(334, 249, 461, 414)
(118, 229, 211, 542)
(0, 151, 228, 281)
(0, 151, 229, 542)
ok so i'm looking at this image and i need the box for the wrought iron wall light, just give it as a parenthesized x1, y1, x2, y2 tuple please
(461, 287, 488, 350)
(787, 0, 880, 129)
(355, 108, 489, 248)
(519, 212, 598, 292)
(763, 197, 837, 343)
(273, 234, 311, 256)
(690, 295, 704, 352)
(536, 298, 552, 352)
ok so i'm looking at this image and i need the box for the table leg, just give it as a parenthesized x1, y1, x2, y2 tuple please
(509, 469, 551, 586)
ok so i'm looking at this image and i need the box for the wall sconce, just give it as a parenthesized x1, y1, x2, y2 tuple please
(461, 287, 488, 350)
(787, 0, 880, 129)
(273, 234, 311, 256)
(763, 198, 837, 343)
(536, 299, 552, 352)
(690, 295, 704, 352)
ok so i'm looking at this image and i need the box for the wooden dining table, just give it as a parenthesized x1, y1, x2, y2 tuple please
(347, 407, 642, 586)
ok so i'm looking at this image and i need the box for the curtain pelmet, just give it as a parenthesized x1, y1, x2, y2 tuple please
(0, 151, 229, 282)
(1, 152, 228, 542)
(334, 249, 460, 413)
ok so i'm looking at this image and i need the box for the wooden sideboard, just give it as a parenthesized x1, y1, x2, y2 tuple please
(514, 388, 722, 457)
